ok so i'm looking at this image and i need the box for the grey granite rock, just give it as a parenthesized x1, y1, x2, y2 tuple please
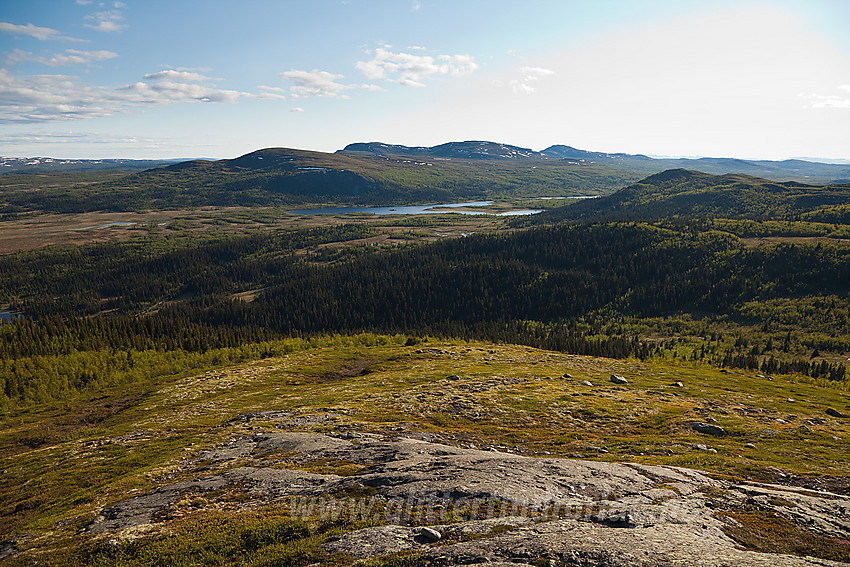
(87, 432, 850, 567)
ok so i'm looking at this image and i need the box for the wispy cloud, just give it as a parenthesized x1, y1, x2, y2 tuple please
(282, 69, 355, 99)
(0, 21, 80, 41)
(0, 69, 119, 122)
(143, 70, 210, 82)
(257, 85, 287, 100)
(0, 68, 255, 124)
(510, 66, 554, 94)
(291, 107, 304, 112)
(123, 70, 251, 104)
(803, 86, 850, 109)
(355, 48, 477, 87)
(85, 9, 125, 32)
(8, 49, 118, 67)
(0, 131, 157, 146)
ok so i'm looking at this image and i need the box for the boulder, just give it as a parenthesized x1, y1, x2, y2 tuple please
(418, 527, 442, 542)
(609, 374, 628, 385)
(692, 422, 726, 437)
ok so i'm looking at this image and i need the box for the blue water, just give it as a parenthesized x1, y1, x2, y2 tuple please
(289, 201, 542, 216)
(0, 311, 20, 323)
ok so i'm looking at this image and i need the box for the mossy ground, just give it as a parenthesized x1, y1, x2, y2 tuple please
(1, 336, 848, 565)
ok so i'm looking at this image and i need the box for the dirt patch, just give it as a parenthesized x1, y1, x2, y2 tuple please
(230, 288, 266, 302)
(740, 236, 850, 248)
(318, 359, 376, 383)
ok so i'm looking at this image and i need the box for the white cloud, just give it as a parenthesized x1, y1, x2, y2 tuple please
(76, 0, 93, 5)
(0, 21, 79, 41)
(509, 66, 554, 94)
(804, 92, 850, 109)
(123, 71, 251, 104)
(9, 49, 118, 66)
(143, 70, 210, 82)
(0, 68, 255, 123)
(801, 85, 850, 109)
(282, 69, 355, 99)
(355, 48, 477, 87)
(291, 107, 304, 112)
(0, 69, 118, 122)
(85, 9, 125, 32)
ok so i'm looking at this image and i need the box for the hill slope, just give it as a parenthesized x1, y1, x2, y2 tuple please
(1, 146, 637, 213)
(536, 169, 850, 223)
(1, 337, 848, 565)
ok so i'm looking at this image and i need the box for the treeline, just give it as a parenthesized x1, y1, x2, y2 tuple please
(722, 352, 847, 380)
(0, 334, 412, 409)
(2, 220, 849, 407)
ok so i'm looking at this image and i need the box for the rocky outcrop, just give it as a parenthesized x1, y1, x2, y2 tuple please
(88, 432, 850, 566)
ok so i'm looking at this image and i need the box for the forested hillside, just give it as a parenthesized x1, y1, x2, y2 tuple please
(0, 147, 636, 214)
(3, 219, 849, 409)
(536, 169, 850, 223)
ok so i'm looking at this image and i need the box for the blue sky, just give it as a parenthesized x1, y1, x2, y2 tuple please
(1, 0, 849, 160)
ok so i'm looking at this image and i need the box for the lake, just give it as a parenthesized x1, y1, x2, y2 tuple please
(289, 201, 543, 216)
(0, 311, 20, 323)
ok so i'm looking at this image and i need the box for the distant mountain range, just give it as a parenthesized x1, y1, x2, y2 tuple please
(4, 141, 850, 214)
(339, 141, 541, 160)
(340, 141, 850, 184)
(4, 141, 850, 184)
(0, 156, 178, 173)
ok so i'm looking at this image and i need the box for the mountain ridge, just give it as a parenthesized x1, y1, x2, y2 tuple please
(5, 141, 850, 185)
(340, 141, 850, 183)
(340, 140, 542, 160)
